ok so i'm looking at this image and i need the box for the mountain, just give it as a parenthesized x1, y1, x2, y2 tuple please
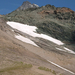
(0, 1, 75, 75)
(6, 4, 75, 44)
(17, 1, 39, 11)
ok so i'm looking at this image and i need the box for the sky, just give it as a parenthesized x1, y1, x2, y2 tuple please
(0, 0, 75, 15)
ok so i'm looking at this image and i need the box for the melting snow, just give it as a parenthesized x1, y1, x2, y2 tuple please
(47, 60, 75, 74)
(56, 47, 75, 54)
(7, 21, 64, 45)
(56, 47, 66, 52)
(64, 47, 75, 54)
(15, 35, 38, 47)
(11, 29, 14, 32)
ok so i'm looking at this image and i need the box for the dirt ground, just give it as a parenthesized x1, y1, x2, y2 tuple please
(0, 18, 75, 75)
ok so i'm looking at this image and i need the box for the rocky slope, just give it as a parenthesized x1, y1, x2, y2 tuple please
(0, 1, 75, 75)
(0, 17, 75, 75)
(5, 4, 75, 45)
(0, 17, 55, 75)
(17, 1, 39, 11)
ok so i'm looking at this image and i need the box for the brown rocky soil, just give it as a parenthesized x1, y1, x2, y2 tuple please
(55, 7, 74, 14)
(38, 7, 74, 15)
(0, 18, 75, 75)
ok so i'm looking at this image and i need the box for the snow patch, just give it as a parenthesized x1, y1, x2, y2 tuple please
(11, 29, 14, 32)
(64, 47, 75, 54)
(56, 47, 75, 54)
(33, 4, 39, 7)
(29, 4, 33, 7)
(15, 35, 38, 47)
(56, 47, 66, 52)
(7, 21, 64, 45)
(47, 60, 75, 74)
(40, 34, 64, 45)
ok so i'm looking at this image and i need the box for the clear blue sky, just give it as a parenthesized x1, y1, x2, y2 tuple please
(0, 0, 75, 15)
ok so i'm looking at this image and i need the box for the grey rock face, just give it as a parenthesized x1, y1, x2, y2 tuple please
(17, 1, 39, 11)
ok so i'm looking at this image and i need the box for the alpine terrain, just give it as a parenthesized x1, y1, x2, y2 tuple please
(0, 1, 75, 75)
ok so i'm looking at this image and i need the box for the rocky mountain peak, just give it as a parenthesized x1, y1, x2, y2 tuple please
(17, 1, 39, 11)
(23, 1, 30, 3)
(22, 1, 31, 6)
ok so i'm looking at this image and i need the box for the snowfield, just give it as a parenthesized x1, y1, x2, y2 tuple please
(7, 21, 64, 45)
(15, 34, 38, 47)
(7, 21, 75, 54)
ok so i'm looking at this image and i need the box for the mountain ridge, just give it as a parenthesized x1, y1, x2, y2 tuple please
(17, 1, 39, 11)
(5, 3, 75, 44)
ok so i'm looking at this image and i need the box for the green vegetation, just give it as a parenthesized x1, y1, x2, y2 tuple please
(52, 70, 56, 75)
(38, 66, 63, 75)
(38, 66, 56, 75)
(36, 21, 73, 42)
(38, 66, 51, 72)
(0, 62, 32, 73)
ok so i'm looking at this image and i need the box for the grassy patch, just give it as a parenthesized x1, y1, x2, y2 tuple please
(52, 70, 56, 75)
(0, 62, 32, 73)
(38, 66, 63, 75)
(38, 66, 51, 72)
(38, 66, 57, 75)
